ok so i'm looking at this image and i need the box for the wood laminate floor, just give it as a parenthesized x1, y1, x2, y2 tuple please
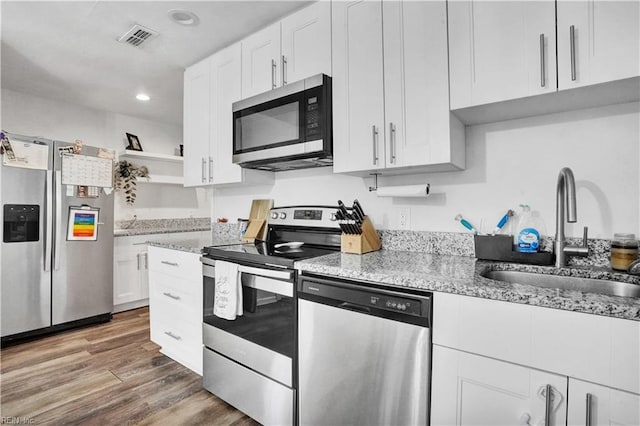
(0, 307, 259, 425)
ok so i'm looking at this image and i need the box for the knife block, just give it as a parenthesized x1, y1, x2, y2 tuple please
(341, 216, 382, 254)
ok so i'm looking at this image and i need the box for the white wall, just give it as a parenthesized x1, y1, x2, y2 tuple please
(1, 88, 212, 221)
(212, 102, 640, 239)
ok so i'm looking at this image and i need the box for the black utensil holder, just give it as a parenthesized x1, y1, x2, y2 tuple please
(474, 234, 554, 265)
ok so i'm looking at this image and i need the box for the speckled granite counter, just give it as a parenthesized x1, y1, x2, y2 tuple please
(295, 250, 640, 321)
(114, 217, 211, 237)
(146, 235, 242, 254)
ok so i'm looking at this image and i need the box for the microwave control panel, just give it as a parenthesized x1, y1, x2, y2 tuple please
(305, 95, 321, 139)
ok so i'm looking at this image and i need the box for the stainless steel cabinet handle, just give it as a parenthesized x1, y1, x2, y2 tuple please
(44, 170, 53, 272)
(544, 384, 553, 426)
(271, 59, 277, 89)
(163, 292, 181, 300)
(389, 122, 396, 164)
(282, 55, 288, 85)
(143, 253, 148, 269)
(136, 253, 141, 270)
(585, 393, 592, 426)
(208, 156, 213, 182)
(161, 260, 179, 267)
(570, 25, 576, 81)
(540, 33, 546, 87)
(372, 125, 379, 165)
(164, 331, 182, 340)
(201, 158, 206, 183)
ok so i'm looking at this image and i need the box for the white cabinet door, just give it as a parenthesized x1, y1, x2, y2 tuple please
(382, 0, 463, 169)
(241, 22, 281, 98)
(557, 0, 640, 90)
(332, 0, 386, 174)
(448, 0, 556, 109)
(281, 1, 332, 84)
(210, 43, 243, 185)
(183, 58, 211, 187)
(567, 379, 640, 426)
(432, 345, 568, 426)
(113, 239, 148, 310)
(333, 0, 464, 174)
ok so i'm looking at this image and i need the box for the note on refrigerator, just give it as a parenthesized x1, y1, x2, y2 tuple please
(2, 139, 49, 170)
(67, 206, 100, 241)
(61, 153, 113, 188)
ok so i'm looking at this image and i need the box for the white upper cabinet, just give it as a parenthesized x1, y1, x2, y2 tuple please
(448, 1, 556, 109)
(241, 23, 282, 98)
(183, 58, 212, 187)
(449, 0, 640, 110)
(332, 0, 465, 175)
(281, 1, 332, 84)
(332, 0, 385, 173)
(241, 2, 332, 99)
(557, 0, 640, 89)
(210, 43, 244, 185)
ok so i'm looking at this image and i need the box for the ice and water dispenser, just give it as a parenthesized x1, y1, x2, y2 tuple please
(3, 204, 39, 243)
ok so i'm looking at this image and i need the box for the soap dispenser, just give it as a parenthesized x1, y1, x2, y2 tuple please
(515, 204, 543, 253)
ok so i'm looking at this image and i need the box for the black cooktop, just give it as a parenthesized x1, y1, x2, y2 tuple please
(203, 240, 339, 268)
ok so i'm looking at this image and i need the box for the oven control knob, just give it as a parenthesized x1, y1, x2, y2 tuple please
(279, 212, 287, 219)
(271, 212, 279, 220)
(329, 213, 337, 221)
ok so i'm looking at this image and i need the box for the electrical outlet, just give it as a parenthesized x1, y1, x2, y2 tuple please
(398, 208, 410, 230)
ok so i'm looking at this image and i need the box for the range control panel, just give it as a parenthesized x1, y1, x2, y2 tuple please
(268, 206, 342, 229)
(369, 295, 421, 316)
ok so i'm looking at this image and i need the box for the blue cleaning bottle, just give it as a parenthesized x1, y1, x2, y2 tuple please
(516, 204, 541, 253)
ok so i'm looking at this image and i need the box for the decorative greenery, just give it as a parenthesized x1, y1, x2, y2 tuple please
(114, 160, 149, 205)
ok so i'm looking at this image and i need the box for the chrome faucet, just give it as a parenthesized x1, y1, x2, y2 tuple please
(554, 167, 588, 267)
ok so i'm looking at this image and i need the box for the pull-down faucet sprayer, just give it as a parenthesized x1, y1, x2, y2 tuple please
(554, 167, 589, 267)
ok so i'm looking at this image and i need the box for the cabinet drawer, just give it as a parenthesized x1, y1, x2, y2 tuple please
(148, 246, 201, 281)
(151, 314, 202, 374)
(433, 292, 640, 394)
(149, 272, 201, 324)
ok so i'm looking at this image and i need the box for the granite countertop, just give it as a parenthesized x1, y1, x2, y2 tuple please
(147, 236, 243, 254)
(295, 250, 640, 321)
(114, 217, 211, 237)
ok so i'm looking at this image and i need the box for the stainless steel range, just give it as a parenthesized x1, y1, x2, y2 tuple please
(200, 206, 342, 426)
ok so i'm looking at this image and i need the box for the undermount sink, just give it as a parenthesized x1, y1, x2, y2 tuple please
(483, 270, 640, 298)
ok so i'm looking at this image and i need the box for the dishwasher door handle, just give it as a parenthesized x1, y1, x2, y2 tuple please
(339, 302, 371, 315)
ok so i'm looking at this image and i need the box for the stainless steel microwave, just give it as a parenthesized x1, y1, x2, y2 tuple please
(232, 74, 332, 172)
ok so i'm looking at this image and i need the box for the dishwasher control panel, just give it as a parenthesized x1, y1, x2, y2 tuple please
(369, 295, 421, 316)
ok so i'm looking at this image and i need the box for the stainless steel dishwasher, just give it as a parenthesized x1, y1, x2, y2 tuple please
(297, 274, 432, 426)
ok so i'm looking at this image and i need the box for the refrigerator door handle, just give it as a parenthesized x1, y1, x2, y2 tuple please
(44, 170, 53, 271)
(54, 170, 62, 271)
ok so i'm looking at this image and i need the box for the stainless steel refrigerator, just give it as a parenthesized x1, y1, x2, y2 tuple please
(1, 133, 114, 341)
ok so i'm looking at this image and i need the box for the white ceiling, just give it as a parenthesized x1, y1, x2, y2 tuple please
(1, 0, 313, 126)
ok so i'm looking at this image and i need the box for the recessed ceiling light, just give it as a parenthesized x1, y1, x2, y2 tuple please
(168, 9, 199, 26)
(136, 93, 150, 101)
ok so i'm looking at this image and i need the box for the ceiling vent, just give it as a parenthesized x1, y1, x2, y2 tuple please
(117, 24, 158, 47)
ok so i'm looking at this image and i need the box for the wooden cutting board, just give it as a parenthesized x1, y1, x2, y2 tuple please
(242, 199, 273, 242)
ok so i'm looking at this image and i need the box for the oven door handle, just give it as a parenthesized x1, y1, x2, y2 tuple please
(238, 265, 293, 281)
(200, 257, 294, 281)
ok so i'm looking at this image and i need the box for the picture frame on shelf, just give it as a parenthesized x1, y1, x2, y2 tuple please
(126, 133, 143, 151)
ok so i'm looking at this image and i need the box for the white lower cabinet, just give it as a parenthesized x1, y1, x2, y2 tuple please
(113, 236, 149, 312)
(148, 246, 202, 375)
(567, 379, 640, 426)
(432, 345, 567, 426)
(431, 292, 640, 425)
